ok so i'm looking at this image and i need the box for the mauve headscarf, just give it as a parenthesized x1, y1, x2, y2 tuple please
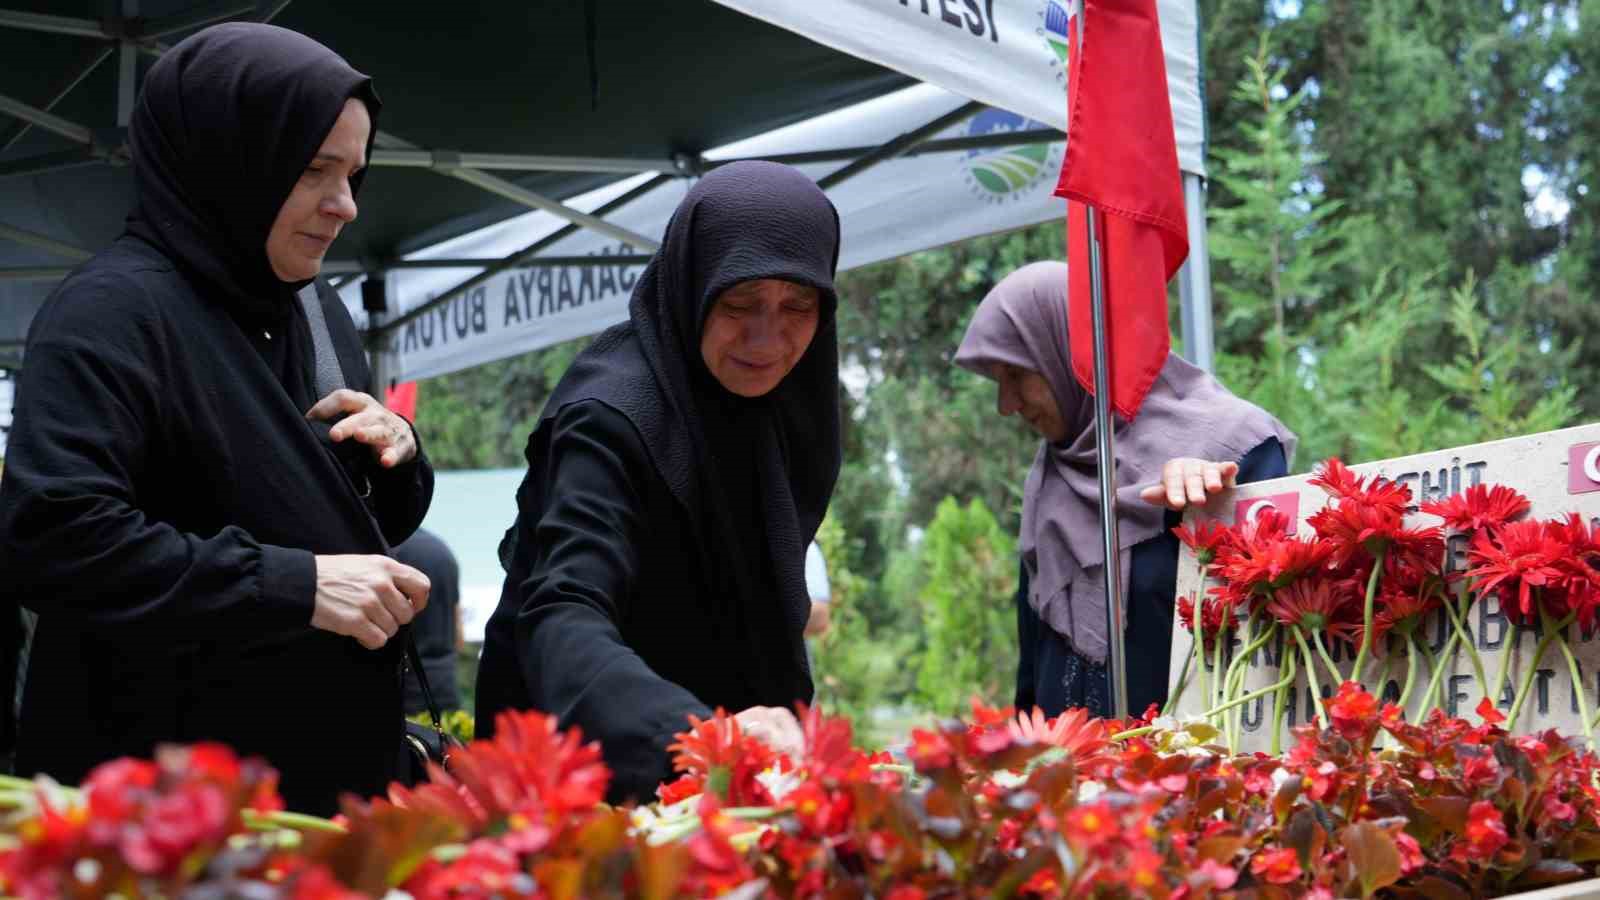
(955, 261, 1297, 664)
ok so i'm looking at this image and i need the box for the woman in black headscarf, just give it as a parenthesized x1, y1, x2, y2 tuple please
(476, 161, 842, 802)
(0, 24, 433, 813)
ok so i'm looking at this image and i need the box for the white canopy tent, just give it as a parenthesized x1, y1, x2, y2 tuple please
(347, 0, 1215, 385)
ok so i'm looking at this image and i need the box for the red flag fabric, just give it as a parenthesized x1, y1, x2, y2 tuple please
(385, 381, 418, 422)
(1053, 0, 1189, 420)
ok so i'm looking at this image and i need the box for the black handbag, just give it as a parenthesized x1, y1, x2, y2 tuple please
(399, 630, 462, 785)
(294, 283, 461, 786)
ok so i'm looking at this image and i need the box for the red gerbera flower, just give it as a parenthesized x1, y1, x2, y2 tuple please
(1421, 484, 1531, 533)
(1309, 458, 1411, 512)
(1266, 578, 1360, 644)
(1308, 501, 1408, 563)
(1177, 593, 1241, 653)
(389, 710, 611, 835)
(1173, 518, 1233, 565)
(667, 710, 777, 806)
(1214, 516, 1335, 596)
(1552, 512, 1600, 560)
(1465, 520, 1569, 625)
(1008, 707, 1111, 764)
(1367, 581, 1440, 646)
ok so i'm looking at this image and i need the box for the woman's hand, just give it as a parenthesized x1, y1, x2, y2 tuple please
(306, 389, 417, 468)
(733, 705, 805, 758)
(1139, 457, 1239, 510)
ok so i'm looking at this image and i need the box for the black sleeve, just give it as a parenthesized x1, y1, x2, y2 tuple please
(0, 273, 315, 635)
(1014, 559, 1039, 711)
(512, 401, 713, 801)
(1237, 436, 1290, 484)
(317, 281, 434, 548)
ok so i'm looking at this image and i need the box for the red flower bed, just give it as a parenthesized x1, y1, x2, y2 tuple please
(6, 460, 1599, 897)
(5, 691, 1600, 898)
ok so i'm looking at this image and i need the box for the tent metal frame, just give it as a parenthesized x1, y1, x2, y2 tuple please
(0, 2, 1217, 390)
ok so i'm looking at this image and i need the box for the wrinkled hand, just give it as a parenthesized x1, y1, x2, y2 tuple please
(1139, 457, 1240, 510)
(804, 601, 831, 637)
(733, 706, 805, 758)
(311, 554, 430, 650)
(307, 389, 417, 468)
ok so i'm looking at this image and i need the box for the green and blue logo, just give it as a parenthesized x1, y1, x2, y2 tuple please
(1043, 0, 1072, 67)
(960, 109, 1062, 203)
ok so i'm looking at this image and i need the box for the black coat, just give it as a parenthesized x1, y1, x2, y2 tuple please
(0, 235, 432, 814)
(476, 162, 842, 804)
(478, 400, 754, 803)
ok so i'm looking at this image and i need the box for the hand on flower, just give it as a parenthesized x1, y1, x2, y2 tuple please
(733, 705, 805, 759)
(1139, 457, 1239, 510)
(311, 554, 430, 650)
(306, 388, 417, 468)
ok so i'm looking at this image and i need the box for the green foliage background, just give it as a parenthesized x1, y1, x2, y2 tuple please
(419, 1, 1592, 741)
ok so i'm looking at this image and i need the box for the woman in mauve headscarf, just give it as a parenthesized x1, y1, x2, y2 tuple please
(475, 161, 842, 803)
(955, 261, 1297, 717)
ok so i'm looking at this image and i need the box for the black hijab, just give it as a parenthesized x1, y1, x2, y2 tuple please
(544, 161, 843, 704)
(125, 22, 380, 410)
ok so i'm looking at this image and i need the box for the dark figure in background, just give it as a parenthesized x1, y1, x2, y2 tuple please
(476, 161, 842, 803)
(0, 24, 433, 813)
(954, 262, 1296, 718)
(394, 528, 462, 714)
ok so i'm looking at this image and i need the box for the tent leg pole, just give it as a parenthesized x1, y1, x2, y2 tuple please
(1176, 173, 1215, 373)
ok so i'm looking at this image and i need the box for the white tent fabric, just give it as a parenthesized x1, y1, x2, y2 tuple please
(711, 0, 1206, 177)
(350, 84, 1071, 383)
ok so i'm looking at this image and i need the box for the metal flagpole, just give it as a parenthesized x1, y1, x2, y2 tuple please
(1072, 0, 1129, 720)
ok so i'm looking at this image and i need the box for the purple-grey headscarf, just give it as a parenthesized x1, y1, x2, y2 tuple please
(954, 261, 1297, 664)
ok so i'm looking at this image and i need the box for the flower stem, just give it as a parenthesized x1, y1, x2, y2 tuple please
(1415, 632, 1443, 708)
(1421, 629, 1461, 718)
(1493, 620, 1517, 711)
(241, 809, 347, 834)
(1558, 633, 1595, 750)
(1293, 626, 1329, 726)
(1270, 653, 1298, 756)
(1210, 606, 1229, 715)
(1196, 596, 1212, 723)
(1221, 612, 1268, 689)
(1352, 547, 1388, 681)
(1221, 616, 1272, 747)
(1163, 634, 1196, 718)
(1311, 630, 1344, 685)
(1507, 611, 1575, 730)
(1112, 725, 1158, 741)
(1443, 584, 1491, 699)
(1396, 634, 1420, 711)
(1202, 664, 1297, 717)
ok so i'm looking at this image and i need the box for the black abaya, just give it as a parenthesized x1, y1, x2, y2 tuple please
(0, 25, 431, 814)
(476, 162, 842, 802)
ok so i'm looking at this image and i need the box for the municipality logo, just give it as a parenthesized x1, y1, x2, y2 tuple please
(1039, 0, 1075, 85)
(960, 109, 1062, 203)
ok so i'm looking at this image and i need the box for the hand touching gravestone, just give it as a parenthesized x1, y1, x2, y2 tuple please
(1167, 423, 1600, 752)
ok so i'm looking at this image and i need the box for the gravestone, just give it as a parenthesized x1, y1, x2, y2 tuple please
(1166, 422, 1600, 748)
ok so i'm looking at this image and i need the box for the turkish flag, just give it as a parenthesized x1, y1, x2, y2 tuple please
(1054, 0, 1189, 420)
(385, 381, 418, 423)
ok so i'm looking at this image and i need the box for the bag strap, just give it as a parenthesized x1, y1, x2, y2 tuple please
(296, 284, 448, 753)
(402, 627, 449, 752)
